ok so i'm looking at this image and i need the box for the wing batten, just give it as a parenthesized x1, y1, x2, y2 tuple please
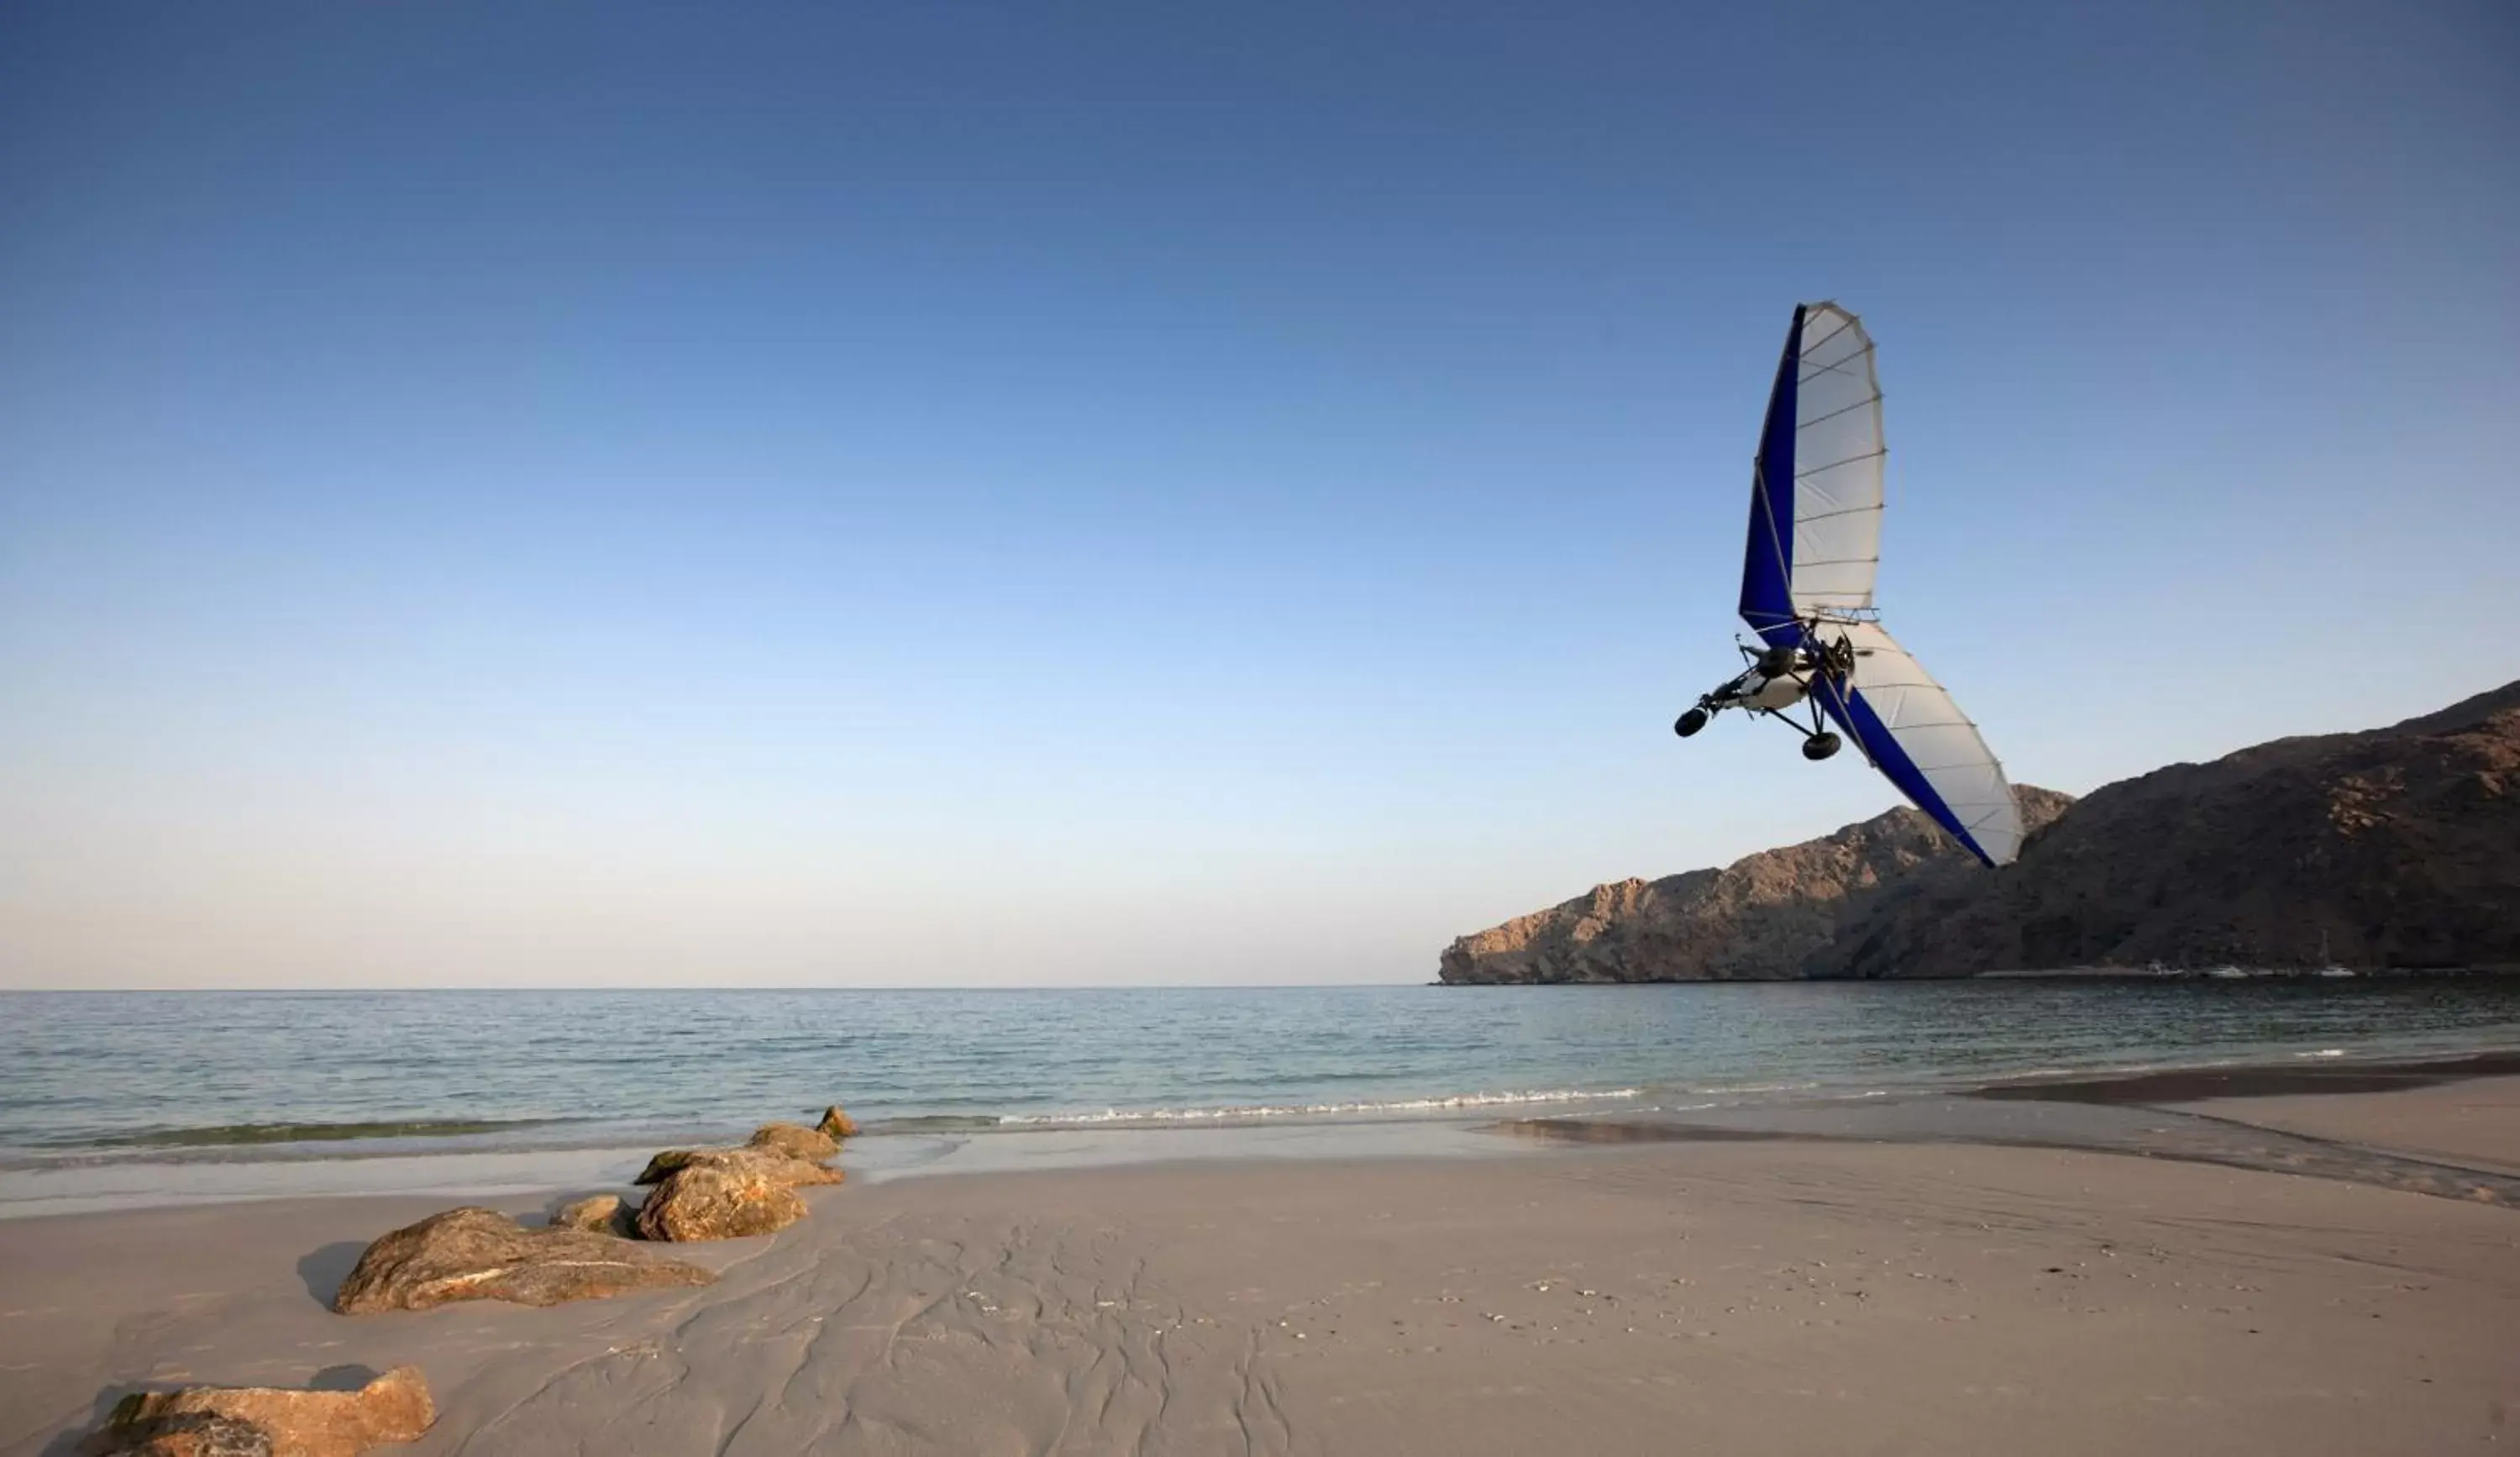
(1795, 449, 1887, 479)
(1796, 311, 1862, 355)
(1797, 395, 1881, 432)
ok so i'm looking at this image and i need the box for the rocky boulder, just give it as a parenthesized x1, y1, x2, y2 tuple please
(634, 1145, 843, 1188)
(332, 1207, 713, 1313)
(635, 1155, 811, 1241)
(549, 1194, 624, 1233)
(86, 1413, 273, 1457)
(816, 1105, 860, 1139)
(90, 1367, 431, 1457)
(748, 1121, 839, 1161)
(633, 1149, 699, 1184)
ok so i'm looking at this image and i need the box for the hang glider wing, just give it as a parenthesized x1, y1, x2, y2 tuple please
(1737, 300, 2019, 866)
(1740, 301, 1886, 647)
(1812, 622, 2024, 866)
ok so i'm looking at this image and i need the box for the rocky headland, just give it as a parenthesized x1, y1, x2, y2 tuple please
(1441, 680, 2520, 982)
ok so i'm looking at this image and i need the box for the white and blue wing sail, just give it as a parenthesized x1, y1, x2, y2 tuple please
(1813, 623, 2024, 866)
(1738, 301, 2021, 866)
(1740, 302, 1885, 647)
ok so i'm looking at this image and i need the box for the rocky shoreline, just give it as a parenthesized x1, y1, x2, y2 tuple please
(76, 1106, 864, 1455)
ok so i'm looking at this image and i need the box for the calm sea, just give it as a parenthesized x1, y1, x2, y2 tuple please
(6, 981, 2520, 1211)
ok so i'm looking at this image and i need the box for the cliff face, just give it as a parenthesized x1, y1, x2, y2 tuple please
(1831, 681, 2520, 976)
(1438, 787, 2075, 984)
(1440, 680, 2520, 983)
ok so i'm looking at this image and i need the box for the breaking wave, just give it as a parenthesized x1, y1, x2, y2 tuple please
(996, 1087, 1644, 1128)
(81, 1118, 559, 1149)
(863, 1114, 1017, 1134)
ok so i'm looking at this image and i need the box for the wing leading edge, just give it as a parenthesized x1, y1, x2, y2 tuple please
(1739, 306, 1804, 646)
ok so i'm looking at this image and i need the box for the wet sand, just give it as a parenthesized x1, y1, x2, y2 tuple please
(2162, 1078, 2520, 1175)
(5, 1076, 2518, 1455)
(1972, 1049, 2520, 1104)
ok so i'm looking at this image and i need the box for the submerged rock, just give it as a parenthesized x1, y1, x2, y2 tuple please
(748, 1121, 839, 1161)
(816, 1105, 860, 1139)
(333, 1207, 713, 1313)
(550, 1193, 624, 1233)
(635, 1155, 811, 1241)
(93, 1367, 431, 1457)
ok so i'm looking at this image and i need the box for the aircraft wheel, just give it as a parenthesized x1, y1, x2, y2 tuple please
(1674, 708, 1709, 739)
(1803, 732, 1841, 761)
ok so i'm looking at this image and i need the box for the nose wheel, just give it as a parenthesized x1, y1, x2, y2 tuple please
(1677, 626, 1861, 762)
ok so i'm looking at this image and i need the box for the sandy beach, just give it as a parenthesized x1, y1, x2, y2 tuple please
(2, 1070, 2516, 1455)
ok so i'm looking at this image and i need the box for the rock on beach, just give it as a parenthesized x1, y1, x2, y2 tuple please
(549, 1193, 625, 1233)
(748, 1121, 840, 1161)
(91, 1367, 433, 1457)
(332, 1207, 713, 1313)
(634, 1153, 818, 1241)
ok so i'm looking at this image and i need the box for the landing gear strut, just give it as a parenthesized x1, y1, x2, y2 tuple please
(1673, 623, 1864, 765)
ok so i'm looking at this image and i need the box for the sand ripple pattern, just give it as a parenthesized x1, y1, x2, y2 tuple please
(441, 1212, 1313, 1457)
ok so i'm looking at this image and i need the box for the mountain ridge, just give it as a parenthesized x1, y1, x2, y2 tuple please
(1439, 681, 2520, 983)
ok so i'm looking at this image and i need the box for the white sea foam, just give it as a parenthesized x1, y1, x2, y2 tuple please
(996, 1087, 1645, 1128)
(1977, 1056, 2246, 1090)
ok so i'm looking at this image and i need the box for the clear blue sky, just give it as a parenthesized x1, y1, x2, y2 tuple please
(3, 1, 2514, 987)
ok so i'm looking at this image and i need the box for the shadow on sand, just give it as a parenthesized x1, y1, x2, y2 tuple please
(296, 1240, 368, 1308)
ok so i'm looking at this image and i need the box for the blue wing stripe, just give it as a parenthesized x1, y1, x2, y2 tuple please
(1814, 673, 1998, 866)
(1739, 305, 1805, 647)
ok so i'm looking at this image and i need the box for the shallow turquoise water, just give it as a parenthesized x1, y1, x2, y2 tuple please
(7, 981, 2520, 1173)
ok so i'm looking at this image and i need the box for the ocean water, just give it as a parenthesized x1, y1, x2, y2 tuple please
(6, 981, 2520, 1211)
